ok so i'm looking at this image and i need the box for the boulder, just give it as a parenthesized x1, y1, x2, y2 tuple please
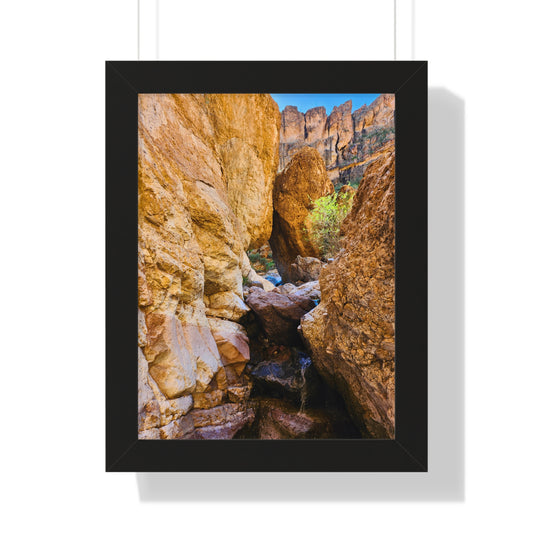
(158, 403, 255, 440)
(190, 403, 255, 440)
(143, 312, 202, 398)
(269, 147, 334, 281)
(204, 291, 250, 321)
(287, 255, 324, 283)
(285, 280, 321, 307)
(272, 283, 297, 295)
(159, 414, 195, 440)
(246, 288, 304, 345)
(248, 398, 357, 439)
(254, 399, 331, 439)
(245, 281, 320, 346)
(300, 145, 396, 438)
(250, 350, 309, 403)
(208, 317, 250, 376)
(138, 342, 195, 430)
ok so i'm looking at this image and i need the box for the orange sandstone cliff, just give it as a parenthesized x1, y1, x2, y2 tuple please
(138, 94, 280, 439)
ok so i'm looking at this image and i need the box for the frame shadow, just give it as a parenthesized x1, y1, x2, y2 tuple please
(135, 87, 465, 501)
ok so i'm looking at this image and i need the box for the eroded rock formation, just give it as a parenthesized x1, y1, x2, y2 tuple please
(300, 144, 396, 438)
(279, 94, 395, 185)
(269, 146, 334, 280)
(245, 281, 321, 346)
(138, 93, 280, 439)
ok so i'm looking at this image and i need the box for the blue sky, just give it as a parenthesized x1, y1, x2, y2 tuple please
(271, 94, 381, 115)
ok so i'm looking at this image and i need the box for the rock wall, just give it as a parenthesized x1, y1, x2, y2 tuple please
(279, 94, 395, 185)
(300, 144, 396, 438)
(269, 146, 334, 281)
(138, 94, 280, 439)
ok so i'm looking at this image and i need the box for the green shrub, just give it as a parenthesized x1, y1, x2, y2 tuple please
(306, 191, 354, 259)
(246, 247, 276, 274)
(245, 250, 276, 273)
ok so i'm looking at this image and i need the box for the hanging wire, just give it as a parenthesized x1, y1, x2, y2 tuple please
(156, 0, 160, 59)
(139, 0, 400, 61)
(137, 0, 140, 60)
(394, 0, 396, 61)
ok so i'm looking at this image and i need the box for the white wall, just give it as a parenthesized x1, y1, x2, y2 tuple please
(1, 1, 532, 531)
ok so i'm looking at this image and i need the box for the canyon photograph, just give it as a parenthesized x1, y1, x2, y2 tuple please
(138, 92, 396, 440)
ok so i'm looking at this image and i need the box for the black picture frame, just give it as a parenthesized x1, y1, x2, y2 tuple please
(106, 60, 428, 472)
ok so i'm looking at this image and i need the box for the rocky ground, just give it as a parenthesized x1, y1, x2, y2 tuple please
(240, 275, 361, 439)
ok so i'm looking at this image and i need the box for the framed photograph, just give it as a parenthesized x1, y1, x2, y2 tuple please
(106, 61, 427, 472)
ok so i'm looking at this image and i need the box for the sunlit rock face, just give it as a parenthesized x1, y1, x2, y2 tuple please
(279, 94, 395, 185)
(269, 146, 334, 281)
(300, 144, 396, 438)
(138, 94, 280, 439)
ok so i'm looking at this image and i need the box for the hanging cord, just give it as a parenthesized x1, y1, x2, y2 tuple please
(155, 0, 159, 59)
(139, 1, 399, 61)
(394, 0, 396, 61)
(137, 0, 140, 60)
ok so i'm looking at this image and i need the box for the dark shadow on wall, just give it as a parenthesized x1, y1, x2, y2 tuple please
(135, 88, 465, 502)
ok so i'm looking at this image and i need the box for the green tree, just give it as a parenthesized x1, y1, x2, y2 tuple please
(307, 191, 354, 259)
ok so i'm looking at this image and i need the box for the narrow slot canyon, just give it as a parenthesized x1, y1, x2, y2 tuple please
(138, 93, 395, 440)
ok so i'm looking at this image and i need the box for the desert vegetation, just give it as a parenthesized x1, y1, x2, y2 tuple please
(306, 190, 354, 259)
(246, 249, 275, 274)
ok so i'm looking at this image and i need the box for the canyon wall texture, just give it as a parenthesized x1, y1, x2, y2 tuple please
(279, 94, 395, 185)
(269, 146, 334, 281)
(300, 144, 396, 438)
(138, 94, 280, 439)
